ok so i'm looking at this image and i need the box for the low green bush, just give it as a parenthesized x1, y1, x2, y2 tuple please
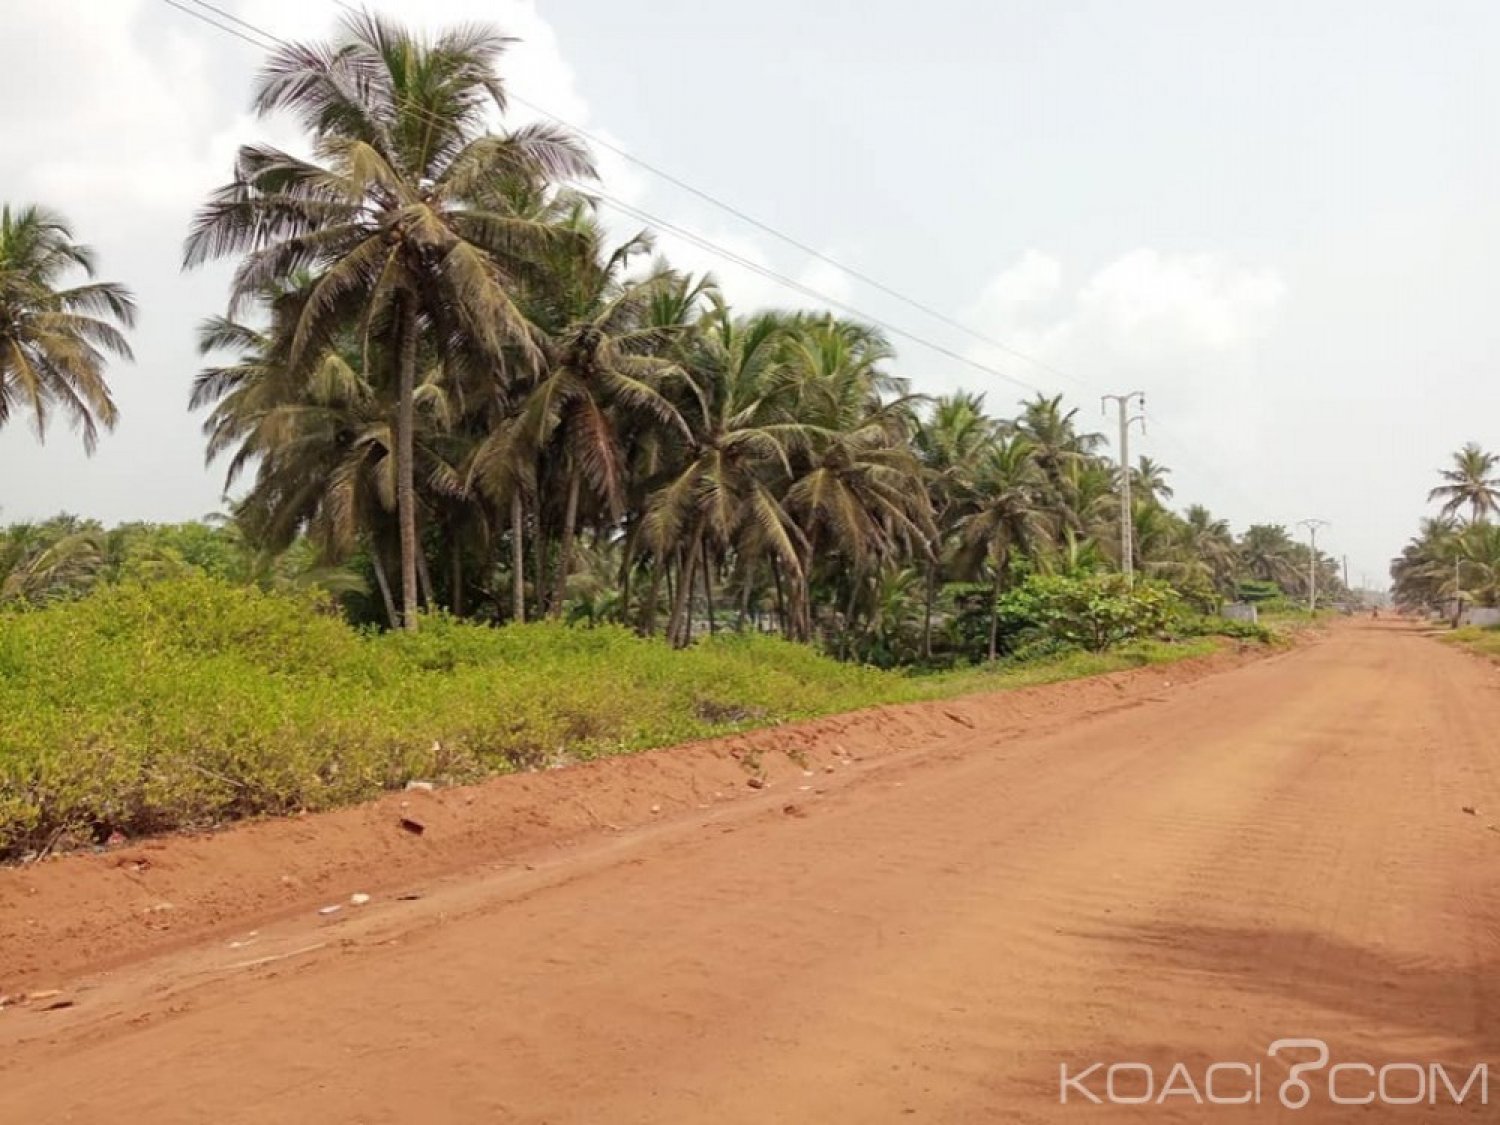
(995, 574, 1183, 654)
(0, 577, 1228, 860)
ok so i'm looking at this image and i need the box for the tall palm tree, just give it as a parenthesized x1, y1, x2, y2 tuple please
(777, 317, 933, 641)
(1013, 392, 1104, 521)
(954, 436, 1052, 661)
(644, 301, 803, 645)
(483, 218, 688, 617)
(1429, 442, 1500, 525)
(0, 204, 135, 451)
(185, 13, 594, 629)
(1181, 504, 1236, 598)
(914, 391, 996, 657)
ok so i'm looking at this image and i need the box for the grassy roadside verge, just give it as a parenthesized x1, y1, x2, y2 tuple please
(0, 578, 1231, 861)
(1440, 624, 1500, 659)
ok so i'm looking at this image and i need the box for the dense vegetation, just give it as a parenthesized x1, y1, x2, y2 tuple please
(0, 15, 1347, 661)
(0, 577, 1223, 860)
(1391, 443, 1500, 616)
(0, 14, 1339, 856)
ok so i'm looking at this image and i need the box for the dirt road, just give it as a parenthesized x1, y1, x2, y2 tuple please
(4, 621, 1500, 1121)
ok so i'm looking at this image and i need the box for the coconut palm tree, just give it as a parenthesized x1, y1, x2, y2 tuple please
(0, 204, 135, 451)
(185, 12, 594, 629)
(777, 317, 934, 641)
(1131, 455, 1174, 506)
(0, 517, 106, 604)
(644, 301, 803, 645)
(194, 285, 464, 626)
(1429, 442, 1500, 525)
(1181, 504, 1237, 598)
(1238, 523, 1300, 591)
(1391, 517, 1459, 612)
(914, 391, 997, 657)
(1457, 522, 1500, 608)
(954, 436, 1052, 661)
(1013, 392, 1104, 520)
(483, 218, 689, 617)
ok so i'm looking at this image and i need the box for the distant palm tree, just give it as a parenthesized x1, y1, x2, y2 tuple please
(0, 204, 135, 451)
(955, 436, 1052, 661)
(491, 220, 688, 617)
(915, 390, 996, 657)
(1239, 523, 1300, 590)
(1390, 516, 1459, 612)
(1013, 392, 1104, 520)
(0, 518, 106, 604)
(1132, 455, 1174, 505)
(777, 317, 933, 641)
(1181, 504, 1236, 597)
(1429, 442, 1500, 525)
(643, 301, 803, 645)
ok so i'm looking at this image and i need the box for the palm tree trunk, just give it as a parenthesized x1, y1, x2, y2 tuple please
(533, 508, 549, 619)
(551, 472, 581, 618)
(987, 555, 1003, 662)
(619, 517, 640, 624)
(416, 547, 436, 612)
(771, 557, 786, 636)
(796, 531, 819, 643)
(841, 574, 860, 661)
(736, 566, 752, 631)
(668, 526, 704, 648)
(510, 492, 526, 624)
(449, 539, 463, 617)
(370, 542, 399, 630)
(395, 294, 420, 631)
(640, 556, 663, 637)
(921, 558, 937, 661)
(702, 549, 716, 637)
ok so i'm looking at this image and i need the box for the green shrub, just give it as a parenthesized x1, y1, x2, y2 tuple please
(994, 574, 1183, 653)
(0, 577, 1229, 860)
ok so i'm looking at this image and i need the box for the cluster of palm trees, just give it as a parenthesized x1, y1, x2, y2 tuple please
(1, 13, 1347, 660)
(1391, 442, 1500, 615)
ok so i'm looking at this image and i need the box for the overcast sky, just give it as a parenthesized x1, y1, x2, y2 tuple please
(6, 0, 1498, 588)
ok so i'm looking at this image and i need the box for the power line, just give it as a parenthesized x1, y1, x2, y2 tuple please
(590, 191, 1045, 394)
(162, 0, 274, 51)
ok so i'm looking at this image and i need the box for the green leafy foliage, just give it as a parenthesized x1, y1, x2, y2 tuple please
(992, 574, 1183, 654)
(0, 577, 1228, 860)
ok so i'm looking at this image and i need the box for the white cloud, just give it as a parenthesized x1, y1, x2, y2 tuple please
(970, 249, 1064, 326)
(956, 248, 1288, 503)
(2, 0, 642, 219)
(1073, 249, 1285, 361)
(964, 247, 1286, 399)
(795, 257, 855, 310)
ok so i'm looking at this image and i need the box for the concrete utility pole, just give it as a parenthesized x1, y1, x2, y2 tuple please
(1101, 392, 1146, 582)
(1297, 518, 1330, 612)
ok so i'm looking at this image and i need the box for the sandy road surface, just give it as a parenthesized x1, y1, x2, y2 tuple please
(4, 621, 1500, 1122)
